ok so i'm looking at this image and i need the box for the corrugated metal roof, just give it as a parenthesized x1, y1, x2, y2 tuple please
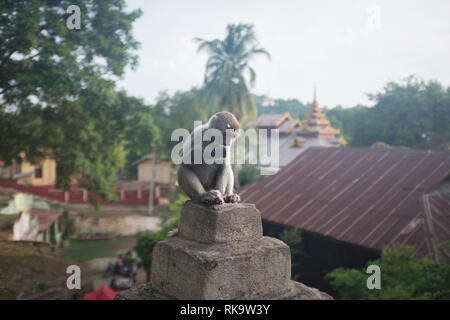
(12, 171, 34, 179)
(240, 147, 450, 260)
(29, 208, 62, 232)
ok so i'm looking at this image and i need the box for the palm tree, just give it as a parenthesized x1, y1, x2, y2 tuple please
(195, 23, 270, 122)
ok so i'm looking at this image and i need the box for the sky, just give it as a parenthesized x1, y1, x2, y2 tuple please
(117, 0, 450, 108)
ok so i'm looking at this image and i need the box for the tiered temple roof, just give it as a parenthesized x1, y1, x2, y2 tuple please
(298, 89, 340, 136)
(252, 89, 346, 171)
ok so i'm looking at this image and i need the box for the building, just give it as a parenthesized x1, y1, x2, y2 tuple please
(131, 155, 175, 204)
(240, 147, 450, 291)
(252, 90, 345, 173)
(0, 192, 63, 245)
(132, 155, 174, 185)
(0, 155, 56, 186)
(13, 208, 63, 244)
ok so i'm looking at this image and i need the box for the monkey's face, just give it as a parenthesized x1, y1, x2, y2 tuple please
(209, 111, 240, 146)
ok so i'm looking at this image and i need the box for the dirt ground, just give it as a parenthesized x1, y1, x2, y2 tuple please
(0, 187, 162, 299)
(0, 241, 92, 300)
(64, 235, 147, 292)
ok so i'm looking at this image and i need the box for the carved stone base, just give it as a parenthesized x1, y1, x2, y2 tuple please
(115, 201, 332, 300)
(151, 236, 291, 299)
(115, 280, 332, 300)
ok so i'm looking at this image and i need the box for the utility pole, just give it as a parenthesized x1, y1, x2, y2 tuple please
(148, 145, 157, 215)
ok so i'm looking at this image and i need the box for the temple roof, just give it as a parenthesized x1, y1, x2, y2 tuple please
(299, 91, 341, 137)
(252, 112, 292, 128)
(278, 119, 302, 134)
(252, 88, 346, 165)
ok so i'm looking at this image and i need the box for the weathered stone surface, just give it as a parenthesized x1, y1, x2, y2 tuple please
(115, 280, 333, 300)
(151, 236, 291, 300)
(178, 201, 262, 243)
(116, 202, 333, 300)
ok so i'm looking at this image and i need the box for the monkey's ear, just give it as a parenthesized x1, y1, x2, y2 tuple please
(208, 114, 218, 128)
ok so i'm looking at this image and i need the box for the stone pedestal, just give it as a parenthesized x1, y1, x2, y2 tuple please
(116, 201, 332, 300)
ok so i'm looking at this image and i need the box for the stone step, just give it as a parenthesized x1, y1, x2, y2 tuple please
(151, 236, 291, 300)
(178, 201, 262, 243)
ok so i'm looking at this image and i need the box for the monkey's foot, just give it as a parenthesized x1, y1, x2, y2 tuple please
(224, 193, 240, 203)
(200, 190, 224, 205)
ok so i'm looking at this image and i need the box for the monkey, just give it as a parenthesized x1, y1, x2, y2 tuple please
(177, 111, 241, 205)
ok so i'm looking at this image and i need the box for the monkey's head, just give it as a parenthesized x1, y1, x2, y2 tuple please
(208, 111, 240, 146)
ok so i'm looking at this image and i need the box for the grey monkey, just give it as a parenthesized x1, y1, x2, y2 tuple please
(177, 111, 241, 205)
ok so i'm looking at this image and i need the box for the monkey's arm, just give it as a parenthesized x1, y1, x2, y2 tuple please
(217, 164, 240, 203)
(178, 166, 205, 201)
(215, 164, 228, 195)
(178, 165, 224, 204)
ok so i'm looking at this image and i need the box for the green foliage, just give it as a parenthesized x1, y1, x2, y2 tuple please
(59, 211, 75, 241)
(280, 228, 303, 280)
(152, 88, 210, 159)
(238, 164, 262, 186)
(65, 235, 137, 262)
(0, 1, 160, 200)
(133, 231, 165, 271)
(326, 245, 450, 300)
(134, 195, 187, 271)
(254, 95, 309, 119)
(323, 76, 450, 148)
(196, 23, 270, 122)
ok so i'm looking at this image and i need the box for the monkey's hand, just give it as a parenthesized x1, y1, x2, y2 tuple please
(200, 189, 224, 205)
(224, 193, 240, 203)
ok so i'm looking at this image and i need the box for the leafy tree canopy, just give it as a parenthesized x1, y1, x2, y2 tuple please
(196, 23, 270, 122)
(323, 76, 450, 147)
(151, 88, 211, 159)
(134, 195, 186, 273)
(0, 0, 159, 200)
(254, 94, 309, 120)
(326, 244, 450, 300)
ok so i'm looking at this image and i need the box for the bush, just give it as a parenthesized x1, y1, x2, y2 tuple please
(280, 227, 303, 280)
(238, 164, 262, 186)
(326, 244, 450, 300)
(134, 195, 188, 278)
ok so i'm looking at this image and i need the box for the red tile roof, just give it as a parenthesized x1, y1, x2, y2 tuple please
(240, 147, 450, 261)
(29, 208, 62, 232)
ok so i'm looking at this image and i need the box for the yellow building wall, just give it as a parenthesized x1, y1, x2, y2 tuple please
(137, 160, 174, 184)
(18, 157, 57, 186)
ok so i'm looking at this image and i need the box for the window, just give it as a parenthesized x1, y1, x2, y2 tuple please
(35, 165, 42, 178)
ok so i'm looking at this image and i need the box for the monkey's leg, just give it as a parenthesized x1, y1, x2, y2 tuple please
(221, 164, 240, 203)
(178, 166, 224, 204)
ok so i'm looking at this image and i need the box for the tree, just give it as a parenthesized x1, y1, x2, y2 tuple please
(195, 23, 270, 122)
(152, 88, 211, 159)
(0, 1, 159, 199)
(254, 94, 309, 120)
(238, 164, 262, 186)
(326, 244, 450, 300)
(323, 76, 450, 148)
(134, 195, 187, 282)
(279, 227, 303, 281)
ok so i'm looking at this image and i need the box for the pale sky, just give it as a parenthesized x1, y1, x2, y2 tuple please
(118, 0, 450, 108)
